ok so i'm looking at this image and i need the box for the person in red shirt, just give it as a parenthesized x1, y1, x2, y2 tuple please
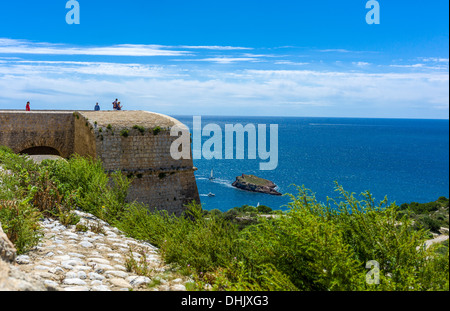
(26, 101, 30, 111)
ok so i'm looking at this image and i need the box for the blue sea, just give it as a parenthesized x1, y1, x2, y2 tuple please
(174, 116, 449, 212)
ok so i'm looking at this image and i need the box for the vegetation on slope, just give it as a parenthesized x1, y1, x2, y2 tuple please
(398, 197, 449, 235)
(0, 146, 448, 291)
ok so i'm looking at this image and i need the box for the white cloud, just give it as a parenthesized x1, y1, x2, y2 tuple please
(352, 62, 371, 67)
(0, 39, 190, 57)
(0, 38, 256, 57)
(274, 61, 309, 66)
(2, 60, 184, 78)
(177, 57, 261, 64)
(177, 45, 252, 50)
(421, 57, 449, 63)
(1, 59, 447, 117)
(390, 63, 425, 68)
(318, 49, 351, 53)
(389, 62, 449, 70)
(0, 39, 448, 118)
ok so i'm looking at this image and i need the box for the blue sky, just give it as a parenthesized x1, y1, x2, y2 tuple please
(0, 0, 448, 118)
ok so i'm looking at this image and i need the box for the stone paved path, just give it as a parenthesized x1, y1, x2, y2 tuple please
(14, 209, 190, 291)
(424, 231, 449, 249)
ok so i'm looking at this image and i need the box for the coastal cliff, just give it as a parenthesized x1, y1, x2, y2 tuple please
(232, 174, 282, 196)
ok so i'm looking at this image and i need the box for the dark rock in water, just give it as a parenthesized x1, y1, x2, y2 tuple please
(232, 174, 282, 196)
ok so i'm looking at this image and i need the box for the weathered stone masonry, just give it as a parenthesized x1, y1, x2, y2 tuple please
(0, 110, 200, 215)
(0, 111, 75, 158)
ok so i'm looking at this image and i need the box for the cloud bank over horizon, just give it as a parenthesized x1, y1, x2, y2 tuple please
(0, 38, 448, 119)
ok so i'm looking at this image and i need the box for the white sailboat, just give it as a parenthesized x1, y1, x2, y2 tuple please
(207, 168, 215, 196)
(209, 169, 215, 180)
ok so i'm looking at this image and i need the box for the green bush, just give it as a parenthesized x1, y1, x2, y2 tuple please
(403, 201, 441, 214)
(117, 202, 240, 274)
(116, 203, 173, 246)
(133, 125, 146, 134)
(237, 187, 362, 291)
(437, 197, 449, 206)
(234, 205, 257, 214)
(207, 209, 223, 217)
(233, 185, 449, 291)
(417, 216, 442, 233)
(0, 146, 39, 180)
(40, 155, 132, 224)
(256, 205, 272, 214)
(152, 126, 161, 135)
(160, 202, 240, 273)
(0, 199, 42, 254)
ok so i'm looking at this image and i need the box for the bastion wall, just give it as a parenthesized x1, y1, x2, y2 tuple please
(0, 110, 200, 215)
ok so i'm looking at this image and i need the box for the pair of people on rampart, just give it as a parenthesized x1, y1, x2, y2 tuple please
(112, 99, 123, 110)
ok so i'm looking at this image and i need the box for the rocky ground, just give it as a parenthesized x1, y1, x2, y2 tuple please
(425, 230, 449, 249)
(8, 210, 191, 291)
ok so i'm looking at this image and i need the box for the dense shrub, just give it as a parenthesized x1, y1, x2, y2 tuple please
(398, 196, 448, 232)
(256, 205, 272, 214)
(113, 185, 449, 291)
(117, 202, 240, 273)
(0, 199, 42, 254)
(133, 125, 146, 134)
(0, 146, 448, 290)
(40, 155, 132, 222)
(417, 216, 442, 233)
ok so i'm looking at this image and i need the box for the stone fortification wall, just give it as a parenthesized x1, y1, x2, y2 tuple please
(0, 111, 75, 158)
(0, 110, 200, 215)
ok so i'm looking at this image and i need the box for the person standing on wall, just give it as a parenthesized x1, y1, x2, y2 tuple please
(26, 101, 30, 111)
(94, 102, 100, 111)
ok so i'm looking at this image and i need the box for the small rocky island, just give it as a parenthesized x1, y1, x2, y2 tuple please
(232, 174, 282, 196)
